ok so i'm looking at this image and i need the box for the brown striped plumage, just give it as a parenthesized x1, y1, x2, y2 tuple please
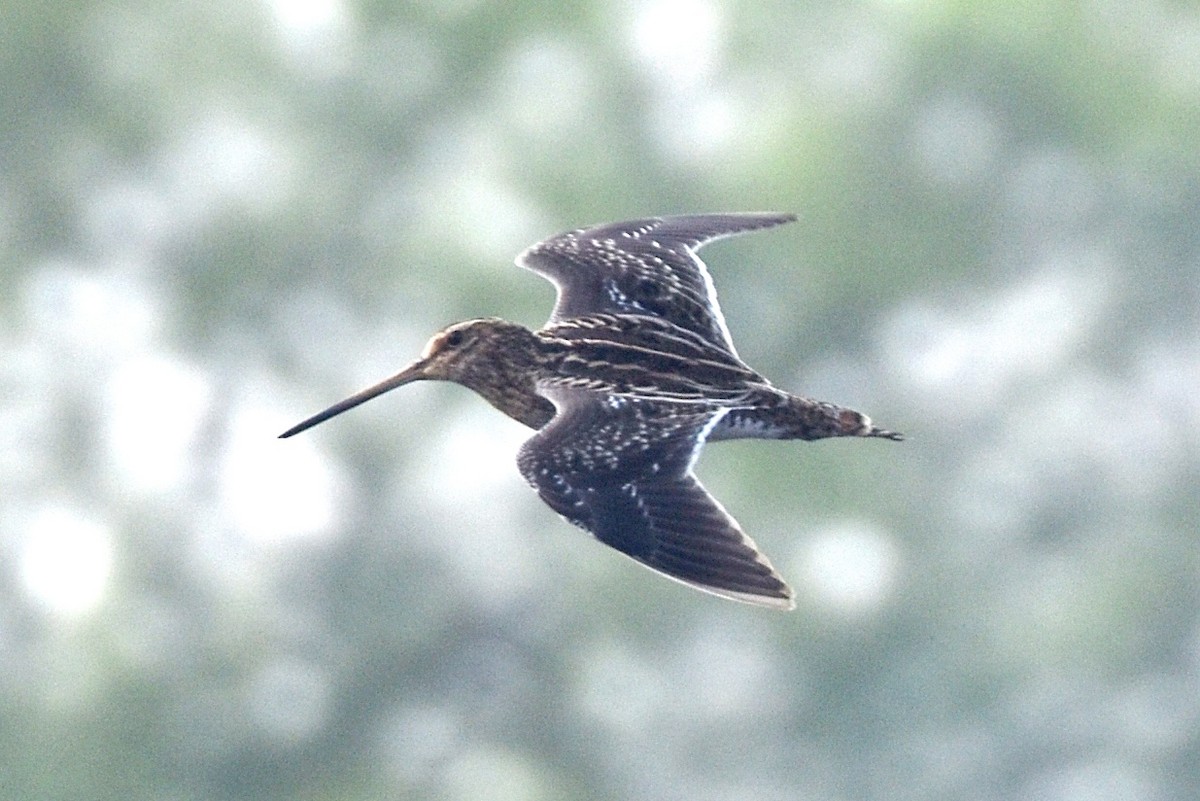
(281, 214, 902, 609)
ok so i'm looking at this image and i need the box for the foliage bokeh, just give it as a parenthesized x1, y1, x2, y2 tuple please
(3, 1, 1199, 800)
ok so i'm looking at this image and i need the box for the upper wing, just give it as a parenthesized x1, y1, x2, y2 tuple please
(516, 213, 797, 356)
(516, 387, 794, 609)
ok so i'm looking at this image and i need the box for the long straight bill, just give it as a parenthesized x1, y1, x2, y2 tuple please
(279, 361, 426, 438)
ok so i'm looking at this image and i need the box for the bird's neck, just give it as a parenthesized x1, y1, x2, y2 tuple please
(477, 380, 556, 430)
(461, 323, 556, 430)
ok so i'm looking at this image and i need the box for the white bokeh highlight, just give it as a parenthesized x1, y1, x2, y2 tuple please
(628, 0, 723, 89)
(20, 507, 115, 617)
(219, 402, 345, 545)
(884, 261, 1112, 415)
(794, 522, 901, 617)
(103, 355, 213, 494)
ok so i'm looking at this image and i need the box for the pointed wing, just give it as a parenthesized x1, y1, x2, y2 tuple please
(516, 213, 797, 356)
(516, 387, 795, 609)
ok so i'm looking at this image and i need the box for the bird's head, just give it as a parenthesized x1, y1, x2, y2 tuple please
(410, 317, 519, 382)
(279, 318, 535, 438)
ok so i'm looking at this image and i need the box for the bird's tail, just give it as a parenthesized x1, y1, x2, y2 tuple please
(709, 393, 903, 442)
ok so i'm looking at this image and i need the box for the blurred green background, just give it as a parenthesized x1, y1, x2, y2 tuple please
(3, 1, 1199, 799)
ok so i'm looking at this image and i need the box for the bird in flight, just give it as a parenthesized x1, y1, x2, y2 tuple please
(281, 213, 901, 610)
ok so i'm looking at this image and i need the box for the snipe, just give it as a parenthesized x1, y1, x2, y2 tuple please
(281, 214, 901, 610)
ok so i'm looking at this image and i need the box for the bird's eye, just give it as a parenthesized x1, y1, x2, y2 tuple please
(445, 330, 465, 347)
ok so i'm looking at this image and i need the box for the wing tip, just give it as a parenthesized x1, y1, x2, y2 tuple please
(635, 555, 798, 611)
(710, 584, 797, 611)
(681, 210, 798, 227)
(677, 576, 797, 611)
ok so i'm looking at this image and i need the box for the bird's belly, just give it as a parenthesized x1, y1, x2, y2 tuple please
(707, 408, 794, 441)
